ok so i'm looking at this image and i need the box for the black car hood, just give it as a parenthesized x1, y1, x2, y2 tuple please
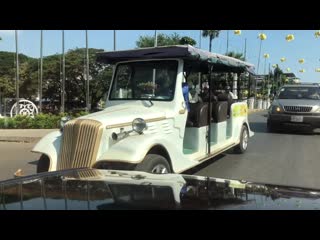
(1, 168, 320, 210)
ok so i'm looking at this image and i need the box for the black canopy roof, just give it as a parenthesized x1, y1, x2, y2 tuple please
(96, 45, 255, 74)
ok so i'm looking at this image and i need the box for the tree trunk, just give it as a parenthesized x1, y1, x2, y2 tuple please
(209, 36, 212, 52)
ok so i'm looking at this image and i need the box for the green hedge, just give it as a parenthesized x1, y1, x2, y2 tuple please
(0, 111, 89, 129)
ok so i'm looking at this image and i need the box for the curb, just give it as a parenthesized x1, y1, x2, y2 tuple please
(248, 109, 266, 114)
(0, 136, 41, 143)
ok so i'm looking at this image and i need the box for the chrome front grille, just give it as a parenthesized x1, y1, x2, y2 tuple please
(283, 106, 312, 113)
(58, 119, 103, 170)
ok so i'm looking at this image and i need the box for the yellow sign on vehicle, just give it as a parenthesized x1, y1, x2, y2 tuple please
(232, 104, 248, 117)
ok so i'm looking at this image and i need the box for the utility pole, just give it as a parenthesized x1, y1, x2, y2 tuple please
(257, 39, 263, 75)
(153, 30, 157, 94)
(39, 30, 43, 113)
(86, 30, 90, 112)
(199, 30, 202, 86)
(113, 30, 116, 51)
(226, 30, 229, 53)
(244, 38, 247, 60)
(15, 30, 20, 115)
(154, 30, 158, 47)
(61, 30, 65, 113)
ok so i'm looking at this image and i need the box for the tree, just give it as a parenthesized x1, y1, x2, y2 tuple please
(273, 64, 283, 88)
(0, 48, 114, 113)
(202, 30, 221, 52)
(136, 33, 196, 48)
(179, 36, 197, 46)
(226, 51, 246, 61)
(0, 51, 32, 99)
(41, 48, 112, 111)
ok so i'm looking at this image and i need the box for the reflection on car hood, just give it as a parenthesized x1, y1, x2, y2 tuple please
(1, 168, 320, 210)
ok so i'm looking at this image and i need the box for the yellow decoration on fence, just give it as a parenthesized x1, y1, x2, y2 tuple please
(234, 30, 241, 35)
(258, 33, 267, 40)
(285, 34, 295, 42)
(280, 57, 286, 62)
(263, 53, 270, 58)
(298, 59, 305, 64)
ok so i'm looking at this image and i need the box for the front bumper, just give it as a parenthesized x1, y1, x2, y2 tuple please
(268, 112, 320, 129)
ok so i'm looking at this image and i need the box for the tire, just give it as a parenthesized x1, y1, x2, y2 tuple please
(37, 154, 50, 173)
(234, 125, 249, 154)
(135, 154, 172, 174)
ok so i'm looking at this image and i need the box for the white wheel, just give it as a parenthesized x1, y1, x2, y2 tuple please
(234, 125, 249, 154)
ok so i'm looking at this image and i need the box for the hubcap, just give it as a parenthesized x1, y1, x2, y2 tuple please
(242, 129, 248, 150)
(151, 164, 168, 174)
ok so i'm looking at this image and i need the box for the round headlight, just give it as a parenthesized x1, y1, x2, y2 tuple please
(132, 118, 147, 134)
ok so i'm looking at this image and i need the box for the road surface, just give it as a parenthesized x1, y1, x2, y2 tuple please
(190, 111, 320, 189)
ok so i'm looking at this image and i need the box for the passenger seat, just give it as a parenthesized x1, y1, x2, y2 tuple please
(186, 103, 210, 127)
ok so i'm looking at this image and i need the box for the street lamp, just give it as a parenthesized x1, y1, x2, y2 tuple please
(257, 33, 267, 75)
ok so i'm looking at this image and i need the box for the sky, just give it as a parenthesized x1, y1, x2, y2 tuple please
(0, 30, 320, 82)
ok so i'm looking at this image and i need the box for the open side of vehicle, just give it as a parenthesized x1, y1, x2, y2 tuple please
(32, 45, 255, 175)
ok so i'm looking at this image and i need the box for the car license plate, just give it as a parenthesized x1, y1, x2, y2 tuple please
(291, 116, 303, 122)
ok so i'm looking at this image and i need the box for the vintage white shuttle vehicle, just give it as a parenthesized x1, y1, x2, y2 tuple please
(32, 45, 255, 174)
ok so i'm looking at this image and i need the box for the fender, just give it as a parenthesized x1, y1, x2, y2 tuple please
(230, 102, 254, 142)
(32, 130, 62, 171)
(97, 134, 179, 165)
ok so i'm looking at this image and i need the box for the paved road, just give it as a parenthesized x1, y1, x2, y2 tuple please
(0, 142, 40, 181)
(1, 111, 320, 190)
(191, 111, 320, 189)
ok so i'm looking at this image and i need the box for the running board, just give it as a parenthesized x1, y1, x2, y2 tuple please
(198, 143, 236, 162)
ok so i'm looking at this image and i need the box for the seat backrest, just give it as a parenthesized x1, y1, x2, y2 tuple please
(212, 101, 228, 123)
(187, 103, 210, 128)
(217, 93, 233, 116)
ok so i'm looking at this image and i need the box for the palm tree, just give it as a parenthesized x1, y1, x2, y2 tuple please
(226, 51, 246, 61)
(202, 30, 220, 52)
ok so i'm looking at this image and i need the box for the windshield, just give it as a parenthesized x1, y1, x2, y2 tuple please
(277, 87, 320, 100)
(109, 60, 178, 101)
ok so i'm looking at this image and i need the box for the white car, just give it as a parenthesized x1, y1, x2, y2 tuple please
(33, 45, 255, 174)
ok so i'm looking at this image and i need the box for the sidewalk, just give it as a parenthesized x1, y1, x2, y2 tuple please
(0, 129, 58, 143)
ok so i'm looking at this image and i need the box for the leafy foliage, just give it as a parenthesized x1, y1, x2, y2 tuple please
(0, 112, 89, 129)
(136, 33, 197, 48)
(0, 48, 113, 112)
(226, 51, 246, 61)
